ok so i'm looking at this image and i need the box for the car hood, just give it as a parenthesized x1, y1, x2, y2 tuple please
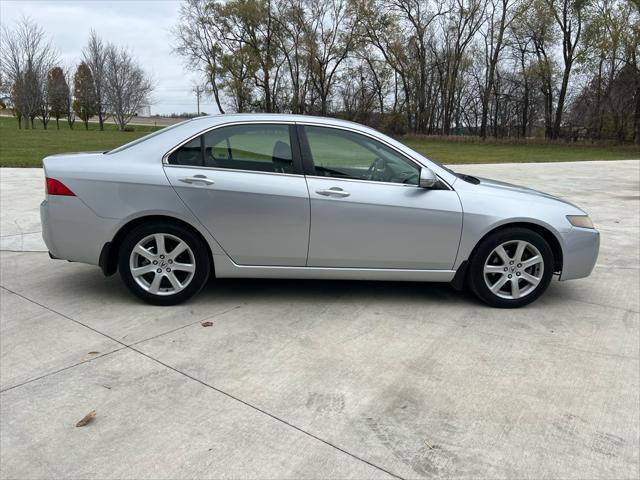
(471, 175, 582, 210)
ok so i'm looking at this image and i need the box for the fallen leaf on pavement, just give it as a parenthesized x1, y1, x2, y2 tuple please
(201, 321, 214, 327)
(76, 410, 96, 427)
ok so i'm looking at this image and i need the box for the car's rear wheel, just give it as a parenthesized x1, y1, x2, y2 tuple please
(118, 222, 210, 305)
(467, 227, 554, 308)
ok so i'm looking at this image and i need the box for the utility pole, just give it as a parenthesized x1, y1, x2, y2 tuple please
(195, 86, 201, 116)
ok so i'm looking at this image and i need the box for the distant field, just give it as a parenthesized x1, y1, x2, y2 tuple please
(0, 116, 638, 167)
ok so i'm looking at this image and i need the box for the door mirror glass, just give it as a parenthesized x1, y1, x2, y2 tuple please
(419, 167, 438, 188)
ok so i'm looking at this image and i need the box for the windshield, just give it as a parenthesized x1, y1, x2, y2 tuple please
(106, 120, 191, 154)
(413, 151, 481, 183)
(425, 155, 455, 175)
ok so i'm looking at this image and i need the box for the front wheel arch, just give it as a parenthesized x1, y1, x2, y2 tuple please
(466, 222, 563, 274)
(100, 215, 214, 277)
(451, 222, 563, 290)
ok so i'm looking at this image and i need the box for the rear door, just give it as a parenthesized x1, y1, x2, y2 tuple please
(299, 124, 463, 270)
(163, 123, 310, 266)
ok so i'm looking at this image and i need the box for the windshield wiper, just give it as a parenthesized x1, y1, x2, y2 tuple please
(455, 173, 480, 185)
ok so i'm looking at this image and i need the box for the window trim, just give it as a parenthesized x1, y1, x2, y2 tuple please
(162, 121, 304, 176)
(161, 163, 306, 179)
(162, 119, 452, 189)
(296, 123, 451, 190)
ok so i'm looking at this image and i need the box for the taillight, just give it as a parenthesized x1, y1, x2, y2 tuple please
(46, 178, 75, 196)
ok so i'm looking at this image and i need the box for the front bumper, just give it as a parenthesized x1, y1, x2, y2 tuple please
(559, 227, 600, 281)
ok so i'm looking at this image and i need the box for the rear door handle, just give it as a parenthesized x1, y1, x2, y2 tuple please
(315, 187, 350, 198)
(179, 175, 214, 186)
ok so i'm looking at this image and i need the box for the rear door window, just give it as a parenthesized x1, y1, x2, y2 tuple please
(168, 124, 296, 174)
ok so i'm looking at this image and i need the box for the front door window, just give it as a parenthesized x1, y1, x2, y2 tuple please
(303, 125, 420, 185)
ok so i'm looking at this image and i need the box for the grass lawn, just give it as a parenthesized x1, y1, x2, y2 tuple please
(401, 136, 640, 164)
(0, 116, 161, 167)
(1, 115, 638, 167)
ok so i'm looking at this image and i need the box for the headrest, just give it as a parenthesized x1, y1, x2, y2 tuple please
(272, 141, 292, 163)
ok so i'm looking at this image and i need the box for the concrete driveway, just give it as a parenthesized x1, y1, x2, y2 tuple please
(0, 161, 638, 479)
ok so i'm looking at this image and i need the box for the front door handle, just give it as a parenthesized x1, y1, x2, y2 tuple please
(179, 175, 214, 186)
(316, 187, 350, 198)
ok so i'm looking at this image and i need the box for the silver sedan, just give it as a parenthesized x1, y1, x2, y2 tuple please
(40, 114, 599, 307)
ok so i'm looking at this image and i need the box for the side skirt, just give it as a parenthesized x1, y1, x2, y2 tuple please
(213, 255, 456, 282)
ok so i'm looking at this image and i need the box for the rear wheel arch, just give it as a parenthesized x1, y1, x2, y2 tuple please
(100, 215, 214, 277)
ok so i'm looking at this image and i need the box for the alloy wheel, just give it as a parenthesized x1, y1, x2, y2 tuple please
(129, 233, 196, 296)
(483, 240, 544, 300)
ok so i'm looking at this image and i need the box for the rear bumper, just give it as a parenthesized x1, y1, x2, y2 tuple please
(40, 200, 56, 256)
(40, 197, 115, 266)
(559, 227, 600, 281)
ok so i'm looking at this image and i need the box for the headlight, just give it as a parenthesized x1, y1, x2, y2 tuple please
(567, 215, 594, 229)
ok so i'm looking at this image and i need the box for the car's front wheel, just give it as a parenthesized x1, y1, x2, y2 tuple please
(467, 227, 554, 308)
(118, 222, 210, 305)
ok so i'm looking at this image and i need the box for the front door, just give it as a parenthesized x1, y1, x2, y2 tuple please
(164, 123, 310, 266)
(300, 125, 462, 270)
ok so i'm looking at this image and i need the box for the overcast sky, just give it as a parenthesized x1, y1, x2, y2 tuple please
(1, 0, 219, 115)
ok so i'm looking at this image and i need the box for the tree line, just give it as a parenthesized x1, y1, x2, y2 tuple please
(174, 0, 640, 143)
(0, 20, 153, 131)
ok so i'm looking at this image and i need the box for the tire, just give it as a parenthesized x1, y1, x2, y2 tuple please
(467, 227, 554, 308)
(118, 221, 210, 305)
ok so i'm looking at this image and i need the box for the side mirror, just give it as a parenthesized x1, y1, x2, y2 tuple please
(419, 167, 438, 188)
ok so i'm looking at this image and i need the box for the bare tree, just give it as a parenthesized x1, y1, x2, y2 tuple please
(274, 0, 312, 113)
(217, 0, 286, 113)
(479, 0, 516, 138)
(0, 18, 57, 128)
(356, 0, 423, 131)
(39, 69, 51, 129)
(388, 0, 448, 132)
(17, 69, 40, 128)
(169, 0, 636, 143)
(360, 49, 393, 115)
(82, 30, 108, 130)
(515, 0, 557, 138)
(439, 0, 486, 135)
(103, 45, 153, 130)
(544, 0, 586, 139)
(304, 0, 360, 115)
(9, 81, 24, 128)
(218, 44, 257, 112)
(627, 4, 640, 144)
(64, 65, 76, 129)
(508, 14, 535, 137)
(173, 0, 226, 113)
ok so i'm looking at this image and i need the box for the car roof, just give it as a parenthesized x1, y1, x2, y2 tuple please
(108, 114, 376, 158)
(188, 113, 368, 130)
(124, 113, 382, 155)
